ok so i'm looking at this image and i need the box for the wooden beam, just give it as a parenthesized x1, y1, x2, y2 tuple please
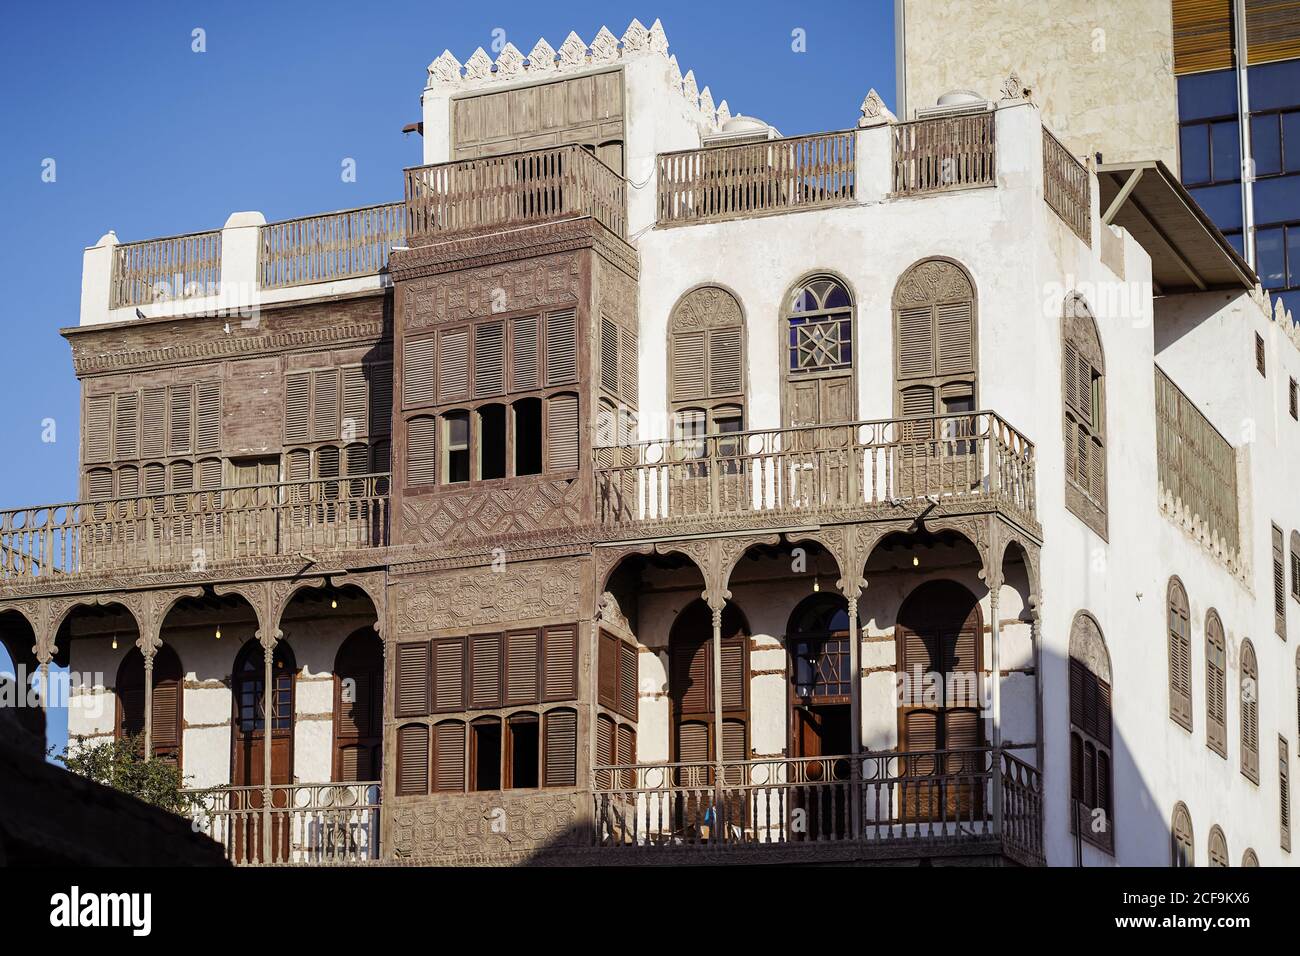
(1125, 194, 1208, 292)
(1102, 168, 1144, 225)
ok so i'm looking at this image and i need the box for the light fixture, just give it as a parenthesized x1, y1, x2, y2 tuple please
(331, 597, 338, 610)
(912, 556, 920, 567)
(812, 575, 820, 593)
(215, 627, 222, 640)
(111, 633, 118, 650)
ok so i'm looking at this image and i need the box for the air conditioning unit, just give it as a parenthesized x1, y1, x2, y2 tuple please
(702, 115, 781, 147)
(914, 89, 992, 121)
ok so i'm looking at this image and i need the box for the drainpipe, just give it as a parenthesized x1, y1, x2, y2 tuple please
(1234, 0, 1256, 268)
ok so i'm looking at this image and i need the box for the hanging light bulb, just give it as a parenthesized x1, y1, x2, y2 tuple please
(215, 627, 222, 640)
(912, 555, 920, 567)
(813, 576, 820, 593)
(111, 633, 118, 650)
(331, 597, 338, 610)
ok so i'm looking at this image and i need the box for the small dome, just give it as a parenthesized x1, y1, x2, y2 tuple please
(721, 114, 770, 134)
(936, 89, 985, 107)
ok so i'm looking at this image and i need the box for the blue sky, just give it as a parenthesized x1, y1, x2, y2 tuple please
(0, 1, 896, 755)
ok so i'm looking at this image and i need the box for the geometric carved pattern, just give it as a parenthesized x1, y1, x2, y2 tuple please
(393, 558, 583, 634)
(401, 479, 586, 547)
(891, 258, 974, 307)
(389, 791, 583, 863)
(402, 254, 582, 333)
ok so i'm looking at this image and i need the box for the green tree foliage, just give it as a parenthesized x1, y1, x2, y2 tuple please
(52, 735, 199, 816)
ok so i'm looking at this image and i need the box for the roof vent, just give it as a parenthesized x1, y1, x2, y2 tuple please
(915, 89, 992, 120)
(703, 114, 779, 147)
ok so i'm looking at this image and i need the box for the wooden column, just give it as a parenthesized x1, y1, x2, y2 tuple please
(846, 590, 863, 838)
(142, 652, 154, 758)
(709, 598, 725, 840)
(262, 636, 275, 862)
(989, 585, 1003, 836)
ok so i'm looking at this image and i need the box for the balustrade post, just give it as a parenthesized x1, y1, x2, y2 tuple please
(847, 591, 863, 838)
(142, 651, 154, 758)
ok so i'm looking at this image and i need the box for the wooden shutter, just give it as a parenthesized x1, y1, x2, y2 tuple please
(151, 650, 182, 756)
(546, 392, 579, 472)
(720, 636, 746, 713)
(474, 320, 505, 397)
(143, 462, 166, 496)
(397, 724, 429, 795)
(114, 392, 139, 461)
(676, 720, 710, 764)
(545, 308, 577, 385)
(432, 637, 466, 712)
(405, 416, 437, 485)
(1256, 333, 1267, 376)
(433, 721, 466, 792)
(402, 337, 436, 408)
(596, 714, 615, 774)
(341, 366, 368, 436)
(1247, 0, 1300, 65)
(85, 395, 113, 464)
(722, 718, 746, 762)
(395, 642, 429, 717)
(284, 373, 310, 444)
(195, 381, 221, 452)
(169, 385, 192, 454)
(600, 318, 619, 393)
(1274, 525, 1287, 638)
(672, 636, 710, 716)
(1209, 827, 1229, 866)
(286, 448, 310, 483)
(1281, 737, 1292, 851)
(115, 466, 139, 498)
(505, 629, 540, 705)
(1169, 581, 1193, 729)
(343, 443, 369, 478)
(1173, 0, 1235, 74)
(469, 633, 501, 708)
(543, 709, 577, 787)
(511, 315, 539, 391)
(617, 723, 636, 768)
(169, 459, 194, 492)
(619, 640, 638, 720)
(87, 468, 114, 501)
(708, 328, 742, 396)
(1172, 804, 1195, 865)
(620, 328, 639, 405)
(1207, 615, 1227, 756)
(311, 370, 339, 441)
(438, 328, 469, 402)
(598, 630, 618, 710)
(897, 306, 935, 378)
(141, 387, 167, 459)
(542, 625, 577, 700)
(672, 331, 707, 402)
(936, 301, 974, 375)
(1242, 641, 1260, 782)
(368, 362, 393, 436)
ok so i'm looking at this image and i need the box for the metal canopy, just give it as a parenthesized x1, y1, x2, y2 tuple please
(1095, 160, 1256, 295)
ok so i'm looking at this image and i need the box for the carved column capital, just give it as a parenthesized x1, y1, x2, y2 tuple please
(121, 587, 203, 660)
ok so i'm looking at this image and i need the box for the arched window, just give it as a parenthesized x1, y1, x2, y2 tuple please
(1171, 802, 1195, 866)
(114, 643, 183, 766)
(669, 286, 746, 436)
(892, 258, 977, 440)
(334, 628, 383, 782)
(1242, 847, 1259, 867)
(783, 275, 855, 426)
(1240, 639, 1259, 783)
(1208, 825, 1229, 867)
(231, 639, 296, 787)
(1062, 293, 1107, 537)
(1206, 610, 1227, 758)
(1069, 612, 1114, 852)
(1291, 529, 1300, 602)
(669, 600, 749, 767)
(1168, 577, 1193, 730)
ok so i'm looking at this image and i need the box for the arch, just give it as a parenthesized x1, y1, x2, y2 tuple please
(1168, 576, 1193, 730)
(781, 271, 856, 426)
(668, 285, 747, 435)
(333, 627, 384, 782)
(1171, 802, 1194, 866)
(1205, 609, 1227, 757)
(1068, 611, 1114, 851)
(1208, 824, 1229, 867)
(0, 608, 38, 673)
(1291, 530, 1300, 601)
(1241, 847, 1259, 867)
(115, 642, 183, 765)
(895, 580, 982, 751)
(1240, 638, 1259, 783)
(892, 257, 978, 436)
(668, 598, 750, 766)
(1062, 292, 1107, 537)
(230, 638, 297, 788)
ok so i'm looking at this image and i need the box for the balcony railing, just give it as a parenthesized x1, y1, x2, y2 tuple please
(1043, 127, 1091, 244)
(592, 749, 1042, 863)
(405, 144, 627, 243)
(595, 411, 1036, 532)
(259, 202, 405, 290)
(0, 475, 390, 583)
(187, 782, 381, 866)
(657, 130, 856, 225)
(892, 112, 997, 196)
(110, 230, 223, 309)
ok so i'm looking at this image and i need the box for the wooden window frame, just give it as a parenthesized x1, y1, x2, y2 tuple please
(668, 285, 747, 433)
(1068, 612, 1114, 853)
(1240, 639, 1260, 784)
(597, 628, 639, 721)
(1281, 736, 1292, 853)
(1171, 801, 1194, 867)
(1062, 294, 1107, 539)
(1206, 609, 1228, 758)
(1274, 523, 1288, 638)
(1256, 332, 1266, 377)
(891, 258, 978, 434)
(1168, 576, 1194, 731)
(781, 273, 857, 427)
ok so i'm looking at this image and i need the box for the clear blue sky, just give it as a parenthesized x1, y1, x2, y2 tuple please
(0, 0, 896, 756)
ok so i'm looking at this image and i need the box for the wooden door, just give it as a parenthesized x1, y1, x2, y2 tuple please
(227, 457, 280, 558)
(333, 629, 384, 781)
(231, 640, 295, 863)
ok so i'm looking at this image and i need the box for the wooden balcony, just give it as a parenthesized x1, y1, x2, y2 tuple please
(111, 229, 223, 309)
(595, 411, 1037, 536)
(0, 475, 390, 587)
(656, 129, 856, 226)
(259, 202, 405, 290)
(1043, 127, 1091, 244)
(404, 143, 628, 243)
(892, 112, 996, 196)
(187, 782, 381, 866)
(592, 748, 1043, 865)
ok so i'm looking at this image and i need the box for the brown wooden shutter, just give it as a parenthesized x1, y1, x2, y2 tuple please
(397, 724, 429, 795)
(368, 362, 393, 436)
(722, 718, 746, 762)
(432, 637, 466, 712)
(510, 315, 539, 391)
(1173, 0, 1235, 74)
(151, 650, 182, 755)
(1290, 378, 1298, 420)
(86, 468, 114, 501)
(438, 328, 469, 402)
(141, 387, 167, 459)
(600, 317, 619, 393)
(1246, 0, 1300, 65)
(169, 459, 194, 492)
(284, 373, 310, 444)
(196, 381, 221, 453)
(143, 462, 166, 496)
(114, 392, 139, 461)
(546, 392, 579, 472)
(433, 721, 465, 792)
(897, 306, 935, 378)
(936, 301, 974, 375)
(1064, 342, 1080, 413)
(402, 337, 436, 408)
(677, 721, 710, 764)
(1207, 615, 1227, 756)
(1171, 582, 1193, 729)
(85, 395, 113, 464)
(597, 630, 618, 710)
(505, 629, 540, 705)
(341, 366, 368, 436)
(709, 328, 742, 396)
(543, 708, 577, 787)
(395, 642, 429, 717)
(542, 625, 577, 700)
(1256, 333, 1267, 376)
(672, 331, 707, 402)
(596, 713, 615, 775)
(405, 416, 437, 485)
(1172, 804, 1195, 865)
(1281, 737, 1292, 851)
(474, 320, 505, 398)
(342, 443, 368, 478)
(545, 308, 577, 385)
(672, 636, 710, 716)
(169, 385, 193, 454)
(311, 369, 340, 441)
(620, 328, 639, 405)
(617, 723, 636, 768)
(720, 636, 746, 713)
(619, 641, 638, 720)
(115, 466, 138, 498)
(286, 448, 310, 483)
(469, 633, 501, 708)
(1242, 641, 1260, 782)
(1274, 525, 1287, 638)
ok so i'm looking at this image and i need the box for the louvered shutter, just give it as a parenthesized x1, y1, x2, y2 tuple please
(311, 370, 339, 441)
(936, 301, 974, 375)
(1242, 642, 1259, 782)
(900, 384, 937, 418)
(116, 466, 139, 498)
(438, 329, 469, 402)
(169, 459, 194, 492)
(368, 362, 393, 436)
(116, 656, 145, 745)
(432, 637, 466, 712)
(1170, 584, 1193, 727)
(546, 393, 579, 472)
(196, 381, 221, 452)
(545, 309, 577, 385)
(720, 636, 746, 713)
(1173, 0, 1235, 73)
(1281, 738, 1292, 851)
(1274, 525, 1287, 637)
(1070, 732, 1083, 802)
(343, 443, 369, 478)
(469, 633, 501, 709)
(1070, 658, 1086, 728)
(598, 630, 618, 710)
(86, 468, 114, 501)
(341, 366, 368, 437)
(600, 317, 619, 393)
(316, 444, 340, 480)
(143, 462, 166, 496)
(709, 328, 742, 396)
(721, 718, 746, 762)
(169, 386, 192, 454)
(619, 641, 638, 720)
(337, 673, 368, 737)
(505, 629, 539, 705)
(897, 306, 935, 378)
(405, 416, 437, 485)
(286, 448, 311, 483)
(617, 723, 636, 770)
(596, 713, 615, 787)
(676, 721, 710, 764)
(474, 320, 505, 397)
(673, 637, 710, 715)
(542, 625, 576, 700)
(672, 331, 707, 402)
(511, 315, 539, 391)
(1173, 806, 1194, 865)
(395, 642, 429, 717)
(402, 338, 436, 408)
(543, 709, 577, 787)
(1246, 0, 1300, 65)
(284, 373, 310, 444)
(1064, 342, 1080, 413)
(396, 724, 429, 795)
(151, 675, 180, 753)
(141, 387, 167, 459)
(620, 328, 638, 405)
(114, 392, 139, 461)
(1207, 618, 1227, 755)
(85, 395, 113, 464)
(433, 721, 465, 792)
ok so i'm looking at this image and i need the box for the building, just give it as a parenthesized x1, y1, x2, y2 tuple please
(1, 18, 1298, 866)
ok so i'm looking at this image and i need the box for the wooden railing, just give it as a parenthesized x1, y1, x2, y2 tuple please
(1043, 127, 1091, 244)
(1155, 367, 1240, 555)
(259, 202, 404, 289)
(188, 782, 381, 865)
(405, 144, 627, 242)
(592, 749, 1042, 863)
(110, 230, 223, 309)
(657, 130, 856, 225)
(892, 112, 996, 196)
(595, 411, 1036, 531)
(0, 475, 390, 582)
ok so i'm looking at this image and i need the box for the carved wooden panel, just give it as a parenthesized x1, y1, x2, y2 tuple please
(400, 253, 582, 333)
(388, 790, 584, 863)
(392, 557, 584, 634)
(400, 478, 586, 548)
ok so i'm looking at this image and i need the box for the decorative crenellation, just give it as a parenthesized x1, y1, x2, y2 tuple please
(424, 19, 730, 131)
